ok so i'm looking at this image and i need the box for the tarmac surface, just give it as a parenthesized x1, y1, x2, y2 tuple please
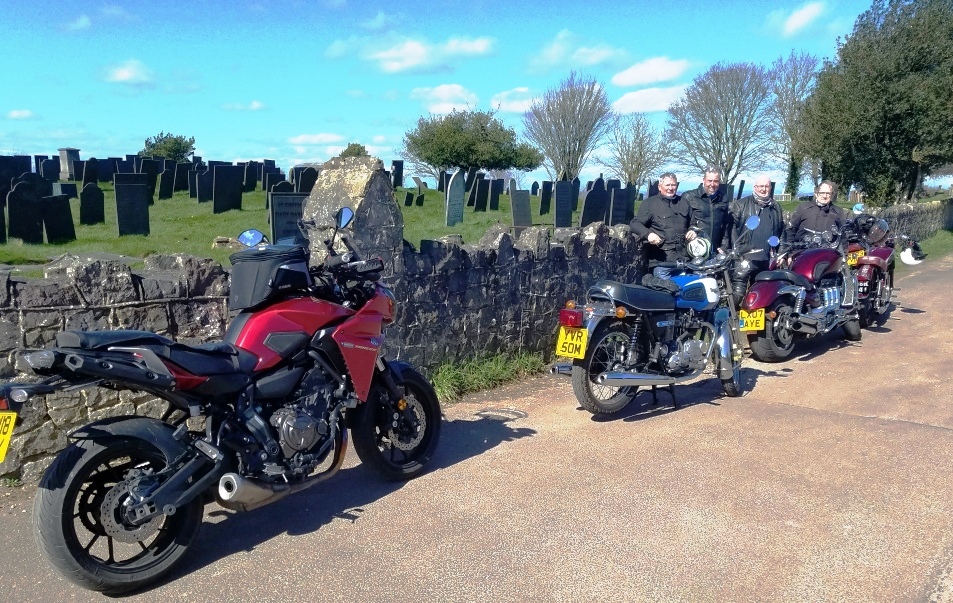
(1, 253, 952, 602)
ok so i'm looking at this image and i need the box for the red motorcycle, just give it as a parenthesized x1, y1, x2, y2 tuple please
(845, 214, 894, 328)
(0, 207, 441, 595)
(739, 227, 861, 362)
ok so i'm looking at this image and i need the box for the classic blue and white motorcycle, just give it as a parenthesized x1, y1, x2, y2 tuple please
(552, 217, 765, 415)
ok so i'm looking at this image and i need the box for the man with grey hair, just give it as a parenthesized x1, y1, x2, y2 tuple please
(630, 172, 707, 265)
(681, 165, 729, 250)
(725, 174, 784, 304)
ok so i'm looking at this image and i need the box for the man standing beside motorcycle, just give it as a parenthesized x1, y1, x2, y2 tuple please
(725, 174, 785, 305)
(630, 172, 708, 266)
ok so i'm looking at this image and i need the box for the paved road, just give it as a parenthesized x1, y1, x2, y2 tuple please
(2, 255, 952, 602)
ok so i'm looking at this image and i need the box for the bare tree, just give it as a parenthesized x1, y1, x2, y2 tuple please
(397, 141, 442, 184)
(666, 62, 774, 184)
(769, 51, 819, 195)
(523, 72, 614, 181)
(598, 113, 671, 195)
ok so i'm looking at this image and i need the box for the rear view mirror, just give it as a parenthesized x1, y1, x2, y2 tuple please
(335, 207, 355, 229)
(238, 229, 267, 247)
(767, 236, 780, 247)
(744, 215, 761, 231)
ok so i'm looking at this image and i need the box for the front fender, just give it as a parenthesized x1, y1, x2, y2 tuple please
(69, 416, 189, 463)
(742, 280, 794, 311)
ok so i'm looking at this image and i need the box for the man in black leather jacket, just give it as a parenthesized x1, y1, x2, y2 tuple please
(681, 165, 728, 250)
(726, 175, 785, 304)
(782, 180, 847, 250)
(630, 172, 708, 264)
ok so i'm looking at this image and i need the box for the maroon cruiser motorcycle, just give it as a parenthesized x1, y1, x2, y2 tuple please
(739, 227, 861, 362)
(0, 207, 441, 595)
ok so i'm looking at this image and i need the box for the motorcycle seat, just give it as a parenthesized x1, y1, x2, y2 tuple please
(56, 330, 175, 350)
(591, 280, 676, 312)
(754, 270, 815, 291)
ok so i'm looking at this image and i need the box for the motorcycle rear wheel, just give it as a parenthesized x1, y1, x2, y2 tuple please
(748, 302, 796, 363)
(352, 366, 441, 482)
(860, 270, 893, 328)
(571, 321, 639, 415)
(34, 438, 203, 595)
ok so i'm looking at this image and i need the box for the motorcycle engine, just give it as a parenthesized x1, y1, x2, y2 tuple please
(662, 338, 708, 373)
(269, 367, 335, 459)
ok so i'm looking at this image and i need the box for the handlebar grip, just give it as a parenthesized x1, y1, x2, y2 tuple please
(324, 253, 352, 269)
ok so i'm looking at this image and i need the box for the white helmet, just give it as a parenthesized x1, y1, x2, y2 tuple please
(687, 237, 712, 259)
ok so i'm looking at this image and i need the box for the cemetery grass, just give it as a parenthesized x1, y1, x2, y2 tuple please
(430, 351, 546, 404)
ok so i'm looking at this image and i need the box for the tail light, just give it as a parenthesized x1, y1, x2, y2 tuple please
(559, 304, 584, 328)
(744, 291, 760, 309)
(0, 396, 7, 411)
(162, 360, 209, 391)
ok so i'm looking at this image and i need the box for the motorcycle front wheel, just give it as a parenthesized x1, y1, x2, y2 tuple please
(720, 323, 744, 397)
(352, 366, 442, 482)
(34, 437, 203, 595)
(748, 302, 796, 363)
(571, 321, 639, 415)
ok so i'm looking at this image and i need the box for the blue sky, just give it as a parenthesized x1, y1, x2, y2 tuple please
(1, 0, 884, 190)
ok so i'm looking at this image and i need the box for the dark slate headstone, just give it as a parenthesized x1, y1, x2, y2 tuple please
(52, 182, 78, 199)
(415, 193, 425, 206)
(510, 190, 532, 238)
(736, 179, 746, 200)
(13, 172, 53, 198)
(571, 177, 581, 212)
(7, 181, 43, 243)
(269, 192, 309, 243)
(0, 155, 17, 209)
(404, 192, 414, 207)
(243, 161, 258, 192)
(132, 154, 142, 173)
(579, 178, 609, 227)
(40, 158, 60, 182)
(174, 163, 192, 191)
(80, 182, 106, 225)
(608, 187, 631, 226)
(554, 181, 573, 228)
(463, 167, 478, 194)
(114, 172, 148, 187)
(82, 157, 99, 188)
(114, 182, 150, 236)
(213, 165, 244, 213)
(648, 179, 659, 198)
(489, 178, 504, 212)
(474, 179, 490, 212)
(264, 172, 287, 194)
(391, 160, 404, 189)
(157, 169, 174, 200)
(296, 167, 318, 194)
(33, 155, 48, 174)
(196, 170, 213, 203)
(770, 181, 777, 197)
(188, 170, 198, 198)
(13, 155, 31, 177)
(193, 156, 203, 166)
(43, 194, 77, 243)
(540, 181, 553, 216)
(163, 159, 176, 173)
(271, 180, 293, 193)
(138, 158, 160, 202)
(607, 179, 621, 191)
(72, 159, 86, 183)
(437, 170, 447, 193)
(125, 154, 137, 162)
(531, 181, 539, 196)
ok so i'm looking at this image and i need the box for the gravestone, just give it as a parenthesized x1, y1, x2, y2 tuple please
(33, 155, 48, 174)
(445, 169, 465, 227)
(80, 182, 106, 225)
(607, 179, 621, 191)
(269, 192, 309, 243)
(72, 160, 86, 183)
(297, 167, 318, 194)
(271, 180, 293, 193)
(7, 181, 43, 243)
(484, 179, 497, 211)
(114, 181, 150, 236)
(770, 181, 777, 197)
(463, 167, 478, 194)
(415, 193, 425, 206)
(43, 194, 77, 243)
(412, 176, 424, 195)
(531, 181, 539, 196)
(196, 170, 213, 203)
(390, 160, 403, 189)
(579, 178, 609, 227)
(188, 170, 198, 198)
(262, 159, 275, 170)
(736, 179, 745, 200)
(157, 169, 174, 200)
(40, 158, 60, 182)
(510, 190, 532, 238)
(58, 148, 80, 180)
(243, 161, 258, 192)
(437, 170, 448, 193)
(0, 156, 17, 209)
(13, 172, 53, 198)
(290, 165, 306, 188)
(132, 155, 142, 173)
(100, 158, 120, 183)
(264, 171, 286, 194)
(82, 158, 99, 188)
(571, 177, 581, 212)
(163, 159, 176, 173)
(52, 182, 78, 199)
(648, 179, 659, 197)
(213, 165, 244, 213)
(174, 163, 192, 191)
(539, 181, 553, 216)
(404, 192, 414, 207)
(608, 187, 631, 226)
(554, 180, 573, 228)
(489, 179, 504, 212)
(472, 179, 489, 212)
(138, 158, 160, 202)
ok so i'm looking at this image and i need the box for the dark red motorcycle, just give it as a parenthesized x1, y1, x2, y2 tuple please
(0, 207, 441, 595)
(739, 227, 862, 362)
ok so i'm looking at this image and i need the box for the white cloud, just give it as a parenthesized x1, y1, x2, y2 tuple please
(491, 87, 534, 113)
(410, 84, 478, 114)
(66, 14, 91, 30)
(6, 109, 34, 120)
(370, 40, 431, 73)
(362, 10, 390, 30)
(612, 57, 691, 87)
(443, 37, 493, 55)
(325, 145, 345, 156)
(222, 100, 265, 111)
(288, 133, 345, 145)
(372, 135, 386, 144)
(613, 85, 687, 113)
(782, 2, 825, 37)
(531, 29, 625, 71)
(103, 59, 153, 87)
(364, 36, 493, 73)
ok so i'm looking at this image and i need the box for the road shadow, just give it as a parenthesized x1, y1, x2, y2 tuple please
(144, 414, 535, 594)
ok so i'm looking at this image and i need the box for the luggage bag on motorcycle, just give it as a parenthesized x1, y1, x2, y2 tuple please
(228, 244, 311, 310)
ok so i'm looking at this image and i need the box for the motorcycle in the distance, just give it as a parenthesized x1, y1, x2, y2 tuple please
(0, 207, 441, 595)
(550, 217, 765, 416)
(844, 213, 895, 328)
(740, 226, 861, 363)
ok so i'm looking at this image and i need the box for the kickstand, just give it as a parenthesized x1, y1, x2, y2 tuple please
(650, 384, 678, 409)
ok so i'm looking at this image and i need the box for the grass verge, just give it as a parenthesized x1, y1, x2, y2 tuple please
(430, 351, 546, 404)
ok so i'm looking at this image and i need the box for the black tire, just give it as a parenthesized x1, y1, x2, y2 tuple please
(33, 438, 203, 595)
(861, 269, 893, 328)
(748, 301, 796, 363)
(352, 366, 441, 482)
(720, 323, 744, 397)
(570, 321, 639, 415)
(843, 315, 862, 341)
(858, 297, 873, 329)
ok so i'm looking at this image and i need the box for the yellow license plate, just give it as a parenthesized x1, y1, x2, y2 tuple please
(555, 326, 588, 359)
(739, 309, 765, 332)
(0, 411, 16, 464)
(847, 250, 865, 266)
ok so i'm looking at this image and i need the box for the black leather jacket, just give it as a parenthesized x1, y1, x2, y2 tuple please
(783, 200, 847, 249)
(727, 195, 785, 261)
(681, 185, 728, 249)
(630, 193, 708, 262)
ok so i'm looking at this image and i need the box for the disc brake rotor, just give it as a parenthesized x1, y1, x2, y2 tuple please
(100, 481, 163, 543)
(386, 397, 426, 451)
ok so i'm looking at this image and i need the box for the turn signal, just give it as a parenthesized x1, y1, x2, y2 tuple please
(614, 306, 628, 319)
(767, 311, 777, 320)
(565, 300, 577, 309)
(559, 308, 584, 328)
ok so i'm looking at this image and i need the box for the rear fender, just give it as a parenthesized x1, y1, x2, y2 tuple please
(69, 416, 189, 463)
(742, 280, 795, 311)
(856, 254, 889, 273)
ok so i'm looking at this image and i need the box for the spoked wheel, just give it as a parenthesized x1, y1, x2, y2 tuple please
(352, 366, 442, 481)
(720, 323, 744, 397)
(34, 438, 203, 595)
(861, 270, 893, 327)
(748, 302, 796, 363)
(571, 321, 639, 415)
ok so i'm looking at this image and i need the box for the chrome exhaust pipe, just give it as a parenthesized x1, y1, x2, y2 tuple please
(596, 368, 705, 388)
(550, 363, 572, 376)
(790, 314, 819, 334)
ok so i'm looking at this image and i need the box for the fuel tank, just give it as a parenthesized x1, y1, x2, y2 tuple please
(790, 247, 843, 284)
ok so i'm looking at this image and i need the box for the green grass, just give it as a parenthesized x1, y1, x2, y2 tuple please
(430, 351, 546, 404)
(0, 477, 22, 488)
